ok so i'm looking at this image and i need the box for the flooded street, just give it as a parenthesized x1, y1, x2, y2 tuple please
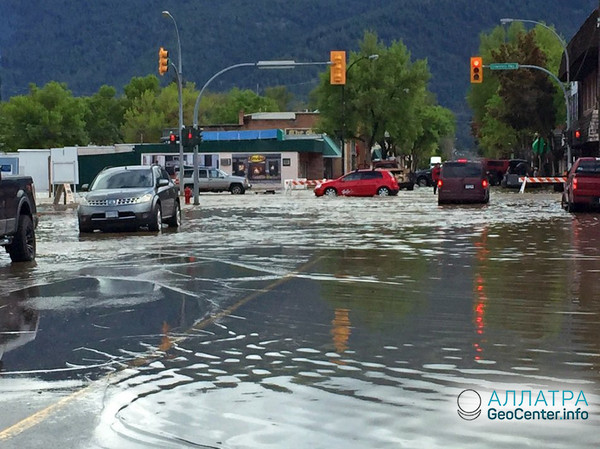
(1, 187, 599, 448)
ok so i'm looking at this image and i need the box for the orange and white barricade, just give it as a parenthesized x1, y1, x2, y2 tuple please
(518, 176, 566, 193)
(284, 178, 327, 192)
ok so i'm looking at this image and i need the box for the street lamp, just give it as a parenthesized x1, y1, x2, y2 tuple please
(190, 59, 332, 205)
(500, 18, 572, 169)
(342, 54, 378, 172)
(162, 10, 185, 195)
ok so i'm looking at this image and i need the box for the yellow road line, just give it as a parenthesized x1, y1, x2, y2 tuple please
(0, 256, 322, 440)
(0, 386, 90, 440)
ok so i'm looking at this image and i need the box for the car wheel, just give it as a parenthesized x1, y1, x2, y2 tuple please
(148, 204, 162, 232)
(230, 184, 244, 195)
(417, 177, 428, 187)
(165, 201, 181, 228)
(377, 187, 390, 196)
(324, 187, 337, 196)
(567, 201, 578, 213)
(8, 214, 36, 262)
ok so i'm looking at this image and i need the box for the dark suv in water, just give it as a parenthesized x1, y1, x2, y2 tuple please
(78, 165, 181, 233)
(437, 160, 489, 204)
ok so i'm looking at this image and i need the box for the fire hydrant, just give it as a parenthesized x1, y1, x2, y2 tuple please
(184, 186, 192, 205)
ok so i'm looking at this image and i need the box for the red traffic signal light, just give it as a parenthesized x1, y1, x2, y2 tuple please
(169, 131, 177, 145)
(158, 47, 169, 76)
(330, 50, 346, 85)
(470, 57, 483, 83)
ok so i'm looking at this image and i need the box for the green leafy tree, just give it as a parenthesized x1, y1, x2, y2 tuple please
(198, 88, 280, 125)
(84, 85, 125, 145)
(0, 81, 88, 151)
(264, 86, 295, 111)
(121, 90, 165, 143)
(123, 75, 161, 104)
(312, 31, 454, 168)
(468, 23, 564, 159)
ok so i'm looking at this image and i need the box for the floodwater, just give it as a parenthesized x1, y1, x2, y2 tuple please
(0, 187, 599, 448)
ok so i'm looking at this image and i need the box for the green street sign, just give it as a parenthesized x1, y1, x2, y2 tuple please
(489, 63, 519, 70)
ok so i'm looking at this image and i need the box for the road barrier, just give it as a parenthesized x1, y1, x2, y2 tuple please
(284, 178, 327, 191)
(518, 176, 566, 193)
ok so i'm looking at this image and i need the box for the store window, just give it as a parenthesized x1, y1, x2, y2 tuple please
(233, 154, 281, 181)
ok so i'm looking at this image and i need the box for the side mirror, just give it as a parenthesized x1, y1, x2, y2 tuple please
(158, 179, 169, 187)
(81, 184, 89, 191)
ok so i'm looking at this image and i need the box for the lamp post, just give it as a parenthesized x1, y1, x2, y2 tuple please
(162, 10, 185, 195)
(190, 59, 332, 205)
(501, 18, 572, 168)
(342, 54, 378, 172)
(500, 18, 569, 83)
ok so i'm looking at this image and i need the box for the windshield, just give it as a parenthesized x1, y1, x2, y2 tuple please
(442, 163, 483, 178)
(90, 169, 153, 190)
(575, 160, 600, 174)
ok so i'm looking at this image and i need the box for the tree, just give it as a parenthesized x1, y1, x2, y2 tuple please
(312, 31, 454, 168)
(84, 85, 125, 145)
(264, 86, 295, 111)
(198, 88, 280, 125)
(0, 81, 88, 151)
(467, 23, 564, 159)
(121, 90, 165, 143)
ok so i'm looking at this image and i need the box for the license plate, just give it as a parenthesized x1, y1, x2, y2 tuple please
(106, 210, 118, 218)
(465, 184, 475, 189)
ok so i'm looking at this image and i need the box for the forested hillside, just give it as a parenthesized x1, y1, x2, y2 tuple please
(0, 0, 596, 146)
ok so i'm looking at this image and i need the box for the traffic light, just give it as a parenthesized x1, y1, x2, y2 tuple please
(181, 127, 192, 148)
(470, 57, 483, 83)
(168, 131, 177, 146)
(330, 50, 346, 85)
(158, 47, 169, 76)
(572, 129, 582, 146)
(191, 127, 203, 147)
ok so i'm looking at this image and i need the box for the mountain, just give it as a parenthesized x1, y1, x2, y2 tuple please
(0, 0, 596, 147)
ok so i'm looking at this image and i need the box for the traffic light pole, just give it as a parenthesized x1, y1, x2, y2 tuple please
(161, 10, 185, 196)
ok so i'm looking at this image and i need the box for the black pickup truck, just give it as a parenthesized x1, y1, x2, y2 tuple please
(0, 171, 37, 262)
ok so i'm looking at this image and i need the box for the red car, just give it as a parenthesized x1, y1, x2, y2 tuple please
(314, 169, 399, 197)
(563, 157, 600, 212)
(437, 160, 489, 204)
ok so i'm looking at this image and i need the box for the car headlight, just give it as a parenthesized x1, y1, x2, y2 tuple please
(134, 193, 153, 204)
(79, 195, 88, 205)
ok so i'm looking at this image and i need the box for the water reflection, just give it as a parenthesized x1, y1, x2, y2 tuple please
(89, 218, 599, 448)
(2, 191, 599, 447)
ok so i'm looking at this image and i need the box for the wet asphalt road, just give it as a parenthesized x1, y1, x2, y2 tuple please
(0, 187, 599, 448)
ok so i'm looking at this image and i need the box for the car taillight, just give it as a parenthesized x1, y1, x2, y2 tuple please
(482, 179, 488, 188)
(437, 180, 443, 188)
(573, 177, 578, 190)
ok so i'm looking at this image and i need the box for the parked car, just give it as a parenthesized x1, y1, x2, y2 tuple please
(314, 169, 399, 197)
(0, 171, 37, 262)
(415, 168, 433, 187)
(562, 157, 600, 212)
(78, 165, 181, 233)
(372, 160, 415, 190)
(437, 160, 490, 204)
(182, 167, 251, 194)
(483, 158, 510, 186)
(501, 159, 533, 188)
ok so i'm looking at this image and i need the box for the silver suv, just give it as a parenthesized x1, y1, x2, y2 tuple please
(183, 167, 251, 194)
